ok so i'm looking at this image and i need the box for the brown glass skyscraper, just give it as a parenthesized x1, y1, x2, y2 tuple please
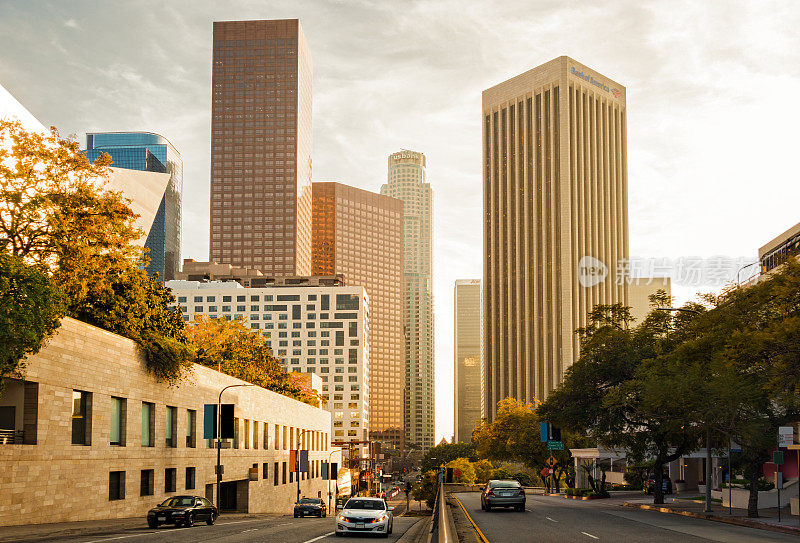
(312, 182, 405, 451)
(210, 19, 313, 275)
(483, 57, 629, 420)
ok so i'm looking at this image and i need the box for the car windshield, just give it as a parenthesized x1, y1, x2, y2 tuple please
(344, 499, 385, 510)
(160, 497, 195, 507)
(299, 499, 318, 504)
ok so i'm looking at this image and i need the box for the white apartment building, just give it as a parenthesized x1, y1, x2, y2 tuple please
(166, 281, 369, 446)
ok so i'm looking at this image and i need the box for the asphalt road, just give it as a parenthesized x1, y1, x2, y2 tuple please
(19, 514, 422, 543)
(454, 492, 799, 542)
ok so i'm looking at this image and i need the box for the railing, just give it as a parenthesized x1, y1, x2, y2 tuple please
(429, 482, 456, 543)
(0, 429, 23, 444)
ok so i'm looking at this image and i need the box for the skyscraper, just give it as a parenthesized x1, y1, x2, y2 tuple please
(85, 132, 182, 280)
(311, 182, 405, 451)
(454, 279, 482, 443)
(482, 56, 629, 420)
(210, 19, 313, 275)
(381, 150, 435, 450)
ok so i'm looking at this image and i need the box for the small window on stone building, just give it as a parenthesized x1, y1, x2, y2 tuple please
(109, 471, 125, 500)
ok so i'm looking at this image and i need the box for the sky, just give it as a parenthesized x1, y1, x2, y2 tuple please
(2, 0, 800, 443)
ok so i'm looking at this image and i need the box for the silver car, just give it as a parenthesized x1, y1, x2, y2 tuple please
(481, 480, 526, 512)
(335, 497, 394, 538)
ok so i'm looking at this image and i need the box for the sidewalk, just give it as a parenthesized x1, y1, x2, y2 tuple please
(622, 494, 800, 536)
(0, 512, 270, 543)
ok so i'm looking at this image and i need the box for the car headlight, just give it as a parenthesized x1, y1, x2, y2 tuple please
(337, 515, 346, 521)
(371, 515, 387, 523)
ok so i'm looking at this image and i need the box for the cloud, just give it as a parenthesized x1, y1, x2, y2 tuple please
(63, 18, 78, 29)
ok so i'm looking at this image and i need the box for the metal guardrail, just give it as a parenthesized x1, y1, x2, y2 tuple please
(429, 482, 456, 543)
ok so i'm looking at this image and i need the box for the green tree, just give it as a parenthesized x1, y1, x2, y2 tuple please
(420, 441, 477, 474)
(445, 457, 476, 484)
(472, 459, 494, 483)
(0, 252, 66, 389)
(538, 302, 702, 504)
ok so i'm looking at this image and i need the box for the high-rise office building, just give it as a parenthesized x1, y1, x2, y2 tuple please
(311, 182, 405, 451)
(381, 150, 435, 450)
(454, 279, 482, 443)
(85, 132, 182, 280)
(210, 19, 313, 275)
(482, 56, 629, 420)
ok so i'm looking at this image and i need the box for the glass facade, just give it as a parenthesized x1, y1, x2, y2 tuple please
(85, 132, 182, 281)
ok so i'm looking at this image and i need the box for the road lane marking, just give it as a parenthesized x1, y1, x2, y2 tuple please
(83, 518, 284, 542)
(241, 528, 258, 533)
(452, 496, 490, 543)
(581, 532, 599, 539)
(546, 516, 557, 522)
(301, 532, 335, 543)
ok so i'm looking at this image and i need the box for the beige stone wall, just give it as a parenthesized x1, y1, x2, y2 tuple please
(0, 318, 338, 526)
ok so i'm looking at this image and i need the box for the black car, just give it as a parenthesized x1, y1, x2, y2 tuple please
(644, 474, 673, 495)
(147, 495, 218, 528)
(295, 497, 327, 518)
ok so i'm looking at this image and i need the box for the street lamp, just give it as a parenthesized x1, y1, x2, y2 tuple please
(216, 383, 256, 511)
(295, 428, 315, 504)
(327, 447, 341, 514)
(656, 306, 713, 513)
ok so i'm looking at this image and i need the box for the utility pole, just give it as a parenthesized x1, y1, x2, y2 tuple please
(215, 383, 254, 510)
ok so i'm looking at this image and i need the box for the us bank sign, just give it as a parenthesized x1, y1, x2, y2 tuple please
(571, 66, 622, 98)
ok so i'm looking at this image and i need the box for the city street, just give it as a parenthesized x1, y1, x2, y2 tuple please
(454, 492, 799, 542)
(2, 514, 423, 543)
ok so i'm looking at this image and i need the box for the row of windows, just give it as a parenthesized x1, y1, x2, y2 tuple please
(109, 467, 195, 501)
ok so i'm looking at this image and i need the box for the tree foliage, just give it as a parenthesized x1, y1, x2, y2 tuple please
(419, 441, 477, 475)
(0, 252, 66, 389)
(186, 316, 321, 406)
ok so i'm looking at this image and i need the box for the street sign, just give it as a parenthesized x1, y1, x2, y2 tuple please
(774, 450, 784, 465)
(546, 455, 558, 467)
(548, 441, 564, 450)
(778, 426, 793, 448)
(540, 422, 549, 442)
(540, 468, 550, 478)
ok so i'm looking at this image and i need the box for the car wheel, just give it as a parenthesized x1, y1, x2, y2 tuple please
(185, 513, 194, 527)
(516, 505, 524, 512)
(147, 520, 158, 529)
(206, 513, 216, 526)
(388, 520, 393, 534)
(335, 531, 343, 537)
(323, 510, 327, 518)
(485, 504, 492, 512)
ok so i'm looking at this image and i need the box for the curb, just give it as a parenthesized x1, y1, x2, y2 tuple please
(622, 502, 800, 536)
(544, 493, 605, 501)
(451, 496, 490, 543)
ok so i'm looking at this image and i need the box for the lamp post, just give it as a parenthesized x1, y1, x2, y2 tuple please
(657, 306, 713, 513)
(295, 428, 315, 504)
(327, 447, 340, 514)
(216, 383, 255, 511)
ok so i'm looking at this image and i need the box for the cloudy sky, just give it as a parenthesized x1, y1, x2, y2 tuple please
(2, 0, 800, 442)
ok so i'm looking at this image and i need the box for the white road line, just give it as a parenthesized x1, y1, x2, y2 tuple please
(83, 518, 280, 542)
(581, 531, 599, 539)
(241, 528, 258, 533)
(545, 516, 557, 522)
(301, 532, 336, 543)
(83, 534, 157, 543)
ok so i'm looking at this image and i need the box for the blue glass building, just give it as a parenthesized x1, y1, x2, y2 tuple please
(85, 132, 182, 280)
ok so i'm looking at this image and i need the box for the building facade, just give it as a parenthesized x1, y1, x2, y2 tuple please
(454, 280, 482, 443)
(311, 182, 405, 451)
(85, 132, 183, 280)
(166, 281, 369, 447)
(0, 318, 336, 526)
(210, 19, 313, 276)
(381, 150, 435, 450)
(175, 258, 345, 288)
(482, 56, 629, 419)
(760, 221, 800, 274)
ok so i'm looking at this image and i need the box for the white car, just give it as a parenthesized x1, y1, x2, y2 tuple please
(335, 497, 394, 538)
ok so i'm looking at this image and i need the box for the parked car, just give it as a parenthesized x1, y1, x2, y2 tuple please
(481, 480, 526, 512)
(335, 497, 393, 538)
(146, 495, 218, 528)
(644, 474, 673, 495)
(295, 497, 327, 518)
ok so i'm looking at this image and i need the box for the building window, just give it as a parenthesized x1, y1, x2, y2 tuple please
(141, 402, 155, 447)
(263, 462, 269, 480)
(140, 469, 154, 496)
(186, 409, 197, 448)
(109, 471, 125, 501)
(282, 462, 287, 484)
(274, 462, 279, 486)
(165, 406, 177, 448)
(165, 468, 177, 493)
(110, 397, 126, 446)
(264, 422, 269, 449)
(186, 467, 196, 490)
(71, 390, 92, 446)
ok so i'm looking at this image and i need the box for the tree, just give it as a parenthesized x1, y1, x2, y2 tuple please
(420, 441, 477, 475)
(445, 457, 476, 484)
(472, 459, 494, 483)
(538, 302, 702, 504)
(0, 119, 142, 309)
(186, 316, 321, 406)
(0, 252, 66, 389)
